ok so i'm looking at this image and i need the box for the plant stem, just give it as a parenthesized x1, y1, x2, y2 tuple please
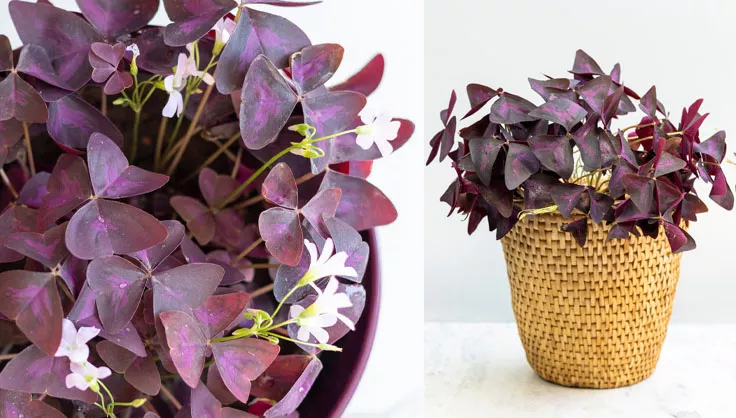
(164, 95, 190, 155)
(154, 116, 168, 172)
(232, 147, 243, 178)
(130, 110, 142, 163)
(22, 122, 35, 175)
(264, 332, 338, 351)
(184, 132, 241, 182)
(250, 283, 274, 298)
(0, 354, 16, 361)
(243, 263, 280, 269)
(271, 285, 299, 319)
(166, 80, 215, 176)
(159, 385, 182, 410)
(101, 88, 107, 116)
(230, 238, 264, 265)
(162, 126, 204, 165)
(0, 168, 18, 200)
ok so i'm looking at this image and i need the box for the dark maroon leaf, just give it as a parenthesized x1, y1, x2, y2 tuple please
(78, 0, 159, 39)
(264, 357, 322, 417)
(478, 179, 513, 217)
(324, 216, 369, 282)
(330, 54, 383, 96)
(463, 83, 498, 119)
(10, 1, 101, 90)
(578, 75, 611, 116)
(653, 152, 686, 178)
(66, 199, 168, 260)
(152, 263, 224, 317)
(0, 270, 62, 355)
(195, 170, 238, 210)
(87, 255, 147, 333)
(601, 85, 624, 126)
(588, 190, 614, 223)
(0, 388, 65, 418)
(128, 220, 185, 272)
(572, 116, 602, 171)
(239, 55, 299, 150)
(0, 74, 48, 123)
(663, 221, 696, 253)
(468, 136, 504, 186)
(47, 94, 124, 150)
(606, 222, 639, 241)
(550, 183, 586, 218)
(217, 8, 310, 94)
(528, 77, 578, 102)
(262, 162, 298, 209)
(212, 338, 280, 403)
(639, 86, 657, 119)
(131, 27, 184, 75)
(193, 292, 249, 339)
(440, 90, 457, 126)
(273, 243, 313, 303)
(438, 116, 457, 163)
(656, 179, 684, 215)
(302, 90, 366, 173)
(17, 172, 50, 209)
(259, 207, 303, 266)
(291, 43, 343, 94)
(571, 50, 604, 75)
(0, 345, 96, 403)
(622, 174, 655, 213)
(170, 196, 215, 245)
(693, 130, 726, 162)
(528, 98, 586, 131)
(163, 0, 236, 46)
(0, 36, 12, 72)
(38, 154, 92, 226)
(58, 255, 87, 298)
(160, 310, 208, 388)
(709, 168, 734, 210)
(0, 206, 37, 263)
(528, 135, 574, 179)
(608, 161, 636, 198)
(319, 170, 397, 231)
(97, 340, 137, 373)
(560, 218, 588, 247)
(504, 143, 540, 190)
(125, 355, 161, 396)
(614, 198, 653, 223)
(489, 93, 536, 124)
(301, 188, 341, 236)
(87, 133, 168, 198)
(1, 222, 68, 269)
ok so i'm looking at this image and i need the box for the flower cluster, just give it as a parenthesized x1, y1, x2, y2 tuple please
(428, 49, 732, 253)
(0, 1, 413, 417)
(56, 319, 111, 392)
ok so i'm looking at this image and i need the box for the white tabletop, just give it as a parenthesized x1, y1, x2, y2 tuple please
(425, 322, 736, 418)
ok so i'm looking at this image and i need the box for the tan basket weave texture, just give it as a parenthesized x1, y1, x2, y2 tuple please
(500, 213, 683, 388)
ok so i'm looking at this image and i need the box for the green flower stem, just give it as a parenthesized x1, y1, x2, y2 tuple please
(264, 332, 340, 351)
(154, 116, 168, 172)
(165, 79, 216, 176)
(0, 168, 18, 200)
(129, 110, 142, 163)
(271, 285, 300, 320)
(217, 129, 357, 210)
(163, 94, 190, 157)
(230, 237, 264, 265)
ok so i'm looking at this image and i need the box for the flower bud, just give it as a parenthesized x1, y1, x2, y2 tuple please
(355, 124, 374, 135)
(130, 398, 147, 408)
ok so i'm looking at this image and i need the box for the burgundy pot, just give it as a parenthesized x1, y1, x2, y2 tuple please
(298, 230, 381, 418)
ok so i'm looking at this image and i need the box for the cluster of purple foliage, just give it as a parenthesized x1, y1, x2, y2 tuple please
(0, 0, 414, 417)
(428, 50, 732, 253)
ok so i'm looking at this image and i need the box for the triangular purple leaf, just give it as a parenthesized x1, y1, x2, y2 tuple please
(560, 218, 588, 247)
(571, 50, 604, 75)
(319, 170, 397, 231)
(622, 173, 655, 213)
(330, 54, 383, 97)
(47, 95, 124, 150)
(693, 130, 726, 162)
(1, 222, 68, 269)
(264, 357, 322, 417)
(262, 163, 299, 209)
(291, 43, 343, 94)
(212, 338, 280, 403)
(528, 135, 574, 179)
(239, 55, 299, 150)
(128, 220, 186, 273)
(170, 196, 215, 245)
(160, 310, 209, 388)
(0, 74, 48, 123)
(468, 136, 504, 186)
(152, 263, 224, 316)
(528, 98, 586, 131)
(162, 0, 235, 46)
(301, 188, 341, 237)
(78, 0, 159, 39)
(217, 7, 310, 94)
(193, 292, 249, 339)
(504, 143, 540, 190)
(489, 93, 536, 125)
(258, 207, 303, 267)
(550, 183, 586, 218)
(462, 83, 498, 119)
(663, 221, 696, 253)
(87, 255, 147, 333)
(66, 199, 168, 260)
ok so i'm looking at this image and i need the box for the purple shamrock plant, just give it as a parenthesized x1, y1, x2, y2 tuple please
(0, 1, 413, 417)
(428, 49, 732, 253)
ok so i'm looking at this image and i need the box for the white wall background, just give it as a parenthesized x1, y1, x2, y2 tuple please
(1, 0, 424, 415)
(425, 0, 736, 323)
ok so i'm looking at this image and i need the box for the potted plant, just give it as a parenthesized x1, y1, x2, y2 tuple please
(0, 0, 414, 417)
(427, 49, 732, 389)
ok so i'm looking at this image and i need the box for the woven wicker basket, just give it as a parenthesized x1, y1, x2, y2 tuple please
(500, 213, 683, 388)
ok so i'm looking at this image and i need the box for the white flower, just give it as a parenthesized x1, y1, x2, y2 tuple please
(162, 43, 214, 118)
(65, 361, 111, 392)
(355, 109, 401, 157)
(299, 238, 357, 286)
(125, 43, 140, 57)
(290, 277, 354, 344)
(213, 17, 237, 48)
(54, 319, 99, 363)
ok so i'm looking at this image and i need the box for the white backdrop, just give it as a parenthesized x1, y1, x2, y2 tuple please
(1, 0, 424, 416)
(425, 0, 736, 323)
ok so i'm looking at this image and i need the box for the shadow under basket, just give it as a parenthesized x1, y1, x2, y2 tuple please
(500, 213, 683, 389)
